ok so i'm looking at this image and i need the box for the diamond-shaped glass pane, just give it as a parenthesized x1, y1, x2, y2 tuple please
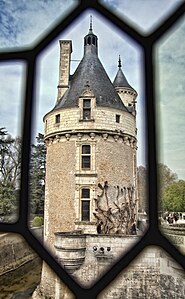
(0, 233, 42, 297)
(0, 0, 78, 50)
(28, 11, 147, 294)
(98, 246, 185, 298)
(0, 62, 25, 223)
(156, 16, 185, 249)
(100, 0, 183, 34)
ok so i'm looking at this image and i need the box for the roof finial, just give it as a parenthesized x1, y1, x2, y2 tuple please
(118, 55, 122, 68)
(89, 15, 93, 32)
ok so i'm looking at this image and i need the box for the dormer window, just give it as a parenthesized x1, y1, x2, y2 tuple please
(83, 99, 91, 120)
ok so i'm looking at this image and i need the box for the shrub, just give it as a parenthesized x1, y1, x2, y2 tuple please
(32, 216, 43, 227)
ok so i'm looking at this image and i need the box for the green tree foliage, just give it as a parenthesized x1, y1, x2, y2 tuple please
(158, 163, 178, 195)
(158, 163, 178, 211)
(0, 128, 21, 219)
(162, 180, 185, 212)
(29, 133, 46, 215)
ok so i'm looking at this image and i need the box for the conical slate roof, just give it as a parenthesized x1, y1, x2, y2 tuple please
(113, 56, 136, 92)
(54, 26, 127, 112)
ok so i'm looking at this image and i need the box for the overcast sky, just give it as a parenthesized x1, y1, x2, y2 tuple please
(0, 0, 184, 179)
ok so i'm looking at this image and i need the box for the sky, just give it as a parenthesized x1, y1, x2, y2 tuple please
(0, 0, 184, 179)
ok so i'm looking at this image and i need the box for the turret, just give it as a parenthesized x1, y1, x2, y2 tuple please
(84, 15, 98, 55)
(113, 56, 137, 115)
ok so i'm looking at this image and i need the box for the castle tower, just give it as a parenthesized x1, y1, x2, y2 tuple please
(38, 18, 138, 298)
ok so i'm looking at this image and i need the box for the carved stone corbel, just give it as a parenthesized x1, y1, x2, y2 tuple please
(65, 133, 71, 141)
(90, 133, 96, 140)
(114, 135, 119, 142)
(102, 133, 108, 140)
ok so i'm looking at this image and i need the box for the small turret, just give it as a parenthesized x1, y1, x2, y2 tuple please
(113, 56, 137, 114)
(84, 15, 98, 55)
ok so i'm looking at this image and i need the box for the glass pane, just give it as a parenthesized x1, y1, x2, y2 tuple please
(83, 109, 91, 119)
(82, 200, 90, 221)
(156, 16, 185, 246)
(0, 233, 42, 297)
(0, 62, 25, 223)
(0, 0, 78, 50)
(83, 99, 91, 108)
(82, 145, 90, 154)
(100, 0, 183, 34)
(82, 156, 91, 169)
(82, 188, 90, 198)
(30, 10, 146, 293)
(97, 246, 185, 298)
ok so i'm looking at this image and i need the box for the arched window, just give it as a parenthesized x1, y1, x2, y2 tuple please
(92, 36, 95, 45)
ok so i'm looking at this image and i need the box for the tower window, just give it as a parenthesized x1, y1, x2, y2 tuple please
(55, 114, 60, 124)
(116, 114, 120, 123)
(83, 99, 91, 120)
(81, 188, 90, 221)
(81, 145, 91, 169)
(87, 36, 91, 45)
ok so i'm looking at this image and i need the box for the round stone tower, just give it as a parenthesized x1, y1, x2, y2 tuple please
(37, 19, 138, 298)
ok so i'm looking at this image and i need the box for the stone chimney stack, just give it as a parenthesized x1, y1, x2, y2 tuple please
(57, 40, 72, 103)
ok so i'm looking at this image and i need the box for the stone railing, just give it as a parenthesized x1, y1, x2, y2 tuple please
(161, 224, 185, 254)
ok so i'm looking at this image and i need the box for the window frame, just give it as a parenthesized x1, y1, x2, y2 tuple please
(116, 114, 120, 123)
(55, 113, 60, 124)
(81, 188, 91, 221)
(81, 144, 91, 170)
(83, 98, 91, 120)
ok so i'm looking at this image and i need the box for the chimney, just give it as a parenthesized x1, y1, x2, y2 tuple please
(57, 40, 72, 103)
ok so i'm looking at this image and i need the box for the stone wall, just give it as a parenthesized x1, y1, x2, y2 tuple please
(44, 139, 76, 247)
(36, 234, 185, 299)
(44, 106, 136, 138)
(161, 224, 185, 254)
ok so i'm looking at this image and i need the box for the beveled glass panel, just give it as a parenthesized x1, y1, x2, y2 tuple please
(0, 233, 42, 297)
(97, 246, 185, 298)
(156, 15, 185, 249)
(29, 10, 146, 292)
(0, 0, 78, 50)
(100, 0, 183, 34)
(0, 62, 25, 223)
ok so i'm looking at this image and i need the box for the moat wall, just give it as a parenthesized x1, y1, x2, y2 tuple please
(34, 232, 185, 299)
(0, 233, 38, 277)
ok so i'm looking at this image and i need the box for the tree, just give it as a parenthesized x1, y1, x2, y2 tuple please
(162, 180, 185, 212)
(158, 163, 178, 195)
(29, 133, 46, 215)
(0, 128, 21, 219)
(158, 163, 178, 211)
